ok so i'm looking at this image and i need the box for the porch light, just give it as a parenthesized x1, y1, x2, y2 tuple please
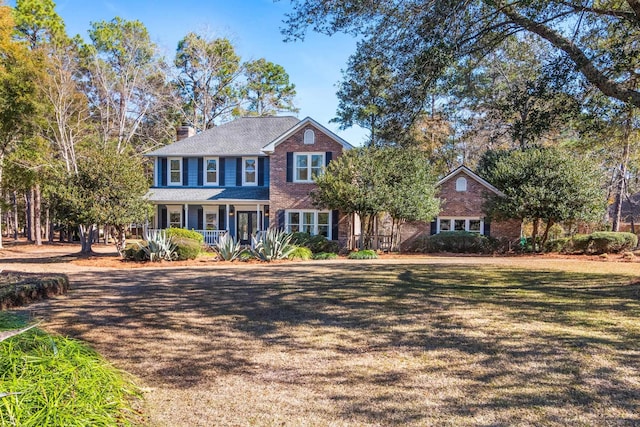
(229, 205, 235, 216)
(264, 206, 270, 217)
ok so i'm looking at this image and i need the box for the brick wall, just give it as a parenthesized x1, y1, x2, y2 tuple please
(439, 171, 487, 217)
(269, 124, 347, 245)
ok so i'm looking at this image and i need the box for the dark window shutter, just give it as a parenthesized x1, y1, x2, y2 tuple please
(219, 158, 226, 186)
(160, 158, 167, 186)
(197, 207, 203, 230)
(182, 158, 189, 186)
(258, 158, 265, 186)
(277, 209, 285, 230)
(218, 205, 226, 230)
(332, 210, 339, 240)
(236, 158, 242, 186)
(160, 206, 167, 229)
(325, 151, 332, 166)
(430, 220, 437, 235)
(197, 158, 203, 186)
(483, 221, 491, 237)
(286, 152, 293, 182)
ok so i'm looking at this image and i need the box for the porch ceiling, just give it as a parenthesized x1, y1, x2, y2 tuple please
(146, 187, 269, 203)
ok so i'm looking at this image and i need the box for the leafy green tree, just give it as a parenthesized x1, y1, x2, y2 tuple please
(174, 33, 242, 131)
(59, 145, 151, 253)
(479, 147, 606, 251)
(283, 1, 640, 109)
(241, 58, 298, 116)
(13, 0, 65, 48)
(311, 146, 439, 249)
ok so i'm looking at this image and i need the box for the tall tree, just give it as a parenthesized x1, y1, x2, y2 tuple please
(85, 17, 171, 152)
(13, 0, 64, 48)
(283, 0, 640, 112)
(242, 58, 298, 116)
(174, 32, 242, 132)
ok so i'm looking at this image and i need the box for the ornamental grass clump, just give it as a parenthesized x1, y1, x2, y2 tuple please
(347, 249, 378, 259)
(289, 246, 313, 260)
(0, 313, 142, 426)
(312, 252, 338, 260)
(251, 229, 295, 262)
(214, 232, 244, 261)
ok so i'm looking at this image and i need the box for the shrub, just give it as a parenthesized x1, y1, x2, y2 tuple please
(418, 231, 496, 253)
(290, 232, 339, 253)
(348, 249, 378, 259)
(172, 237, 201, 260)
(122, 242, 147, 261)
(570, 234, 592, 253)
(165, 227, 204, 244)
(0, 313, 142, 426)
(142, 230, 177, 261)
(251, 229, 296, 262)
(544, 237, 571, 253)
(312, 252, 338, 260)
(289, 246, 313, 260)
(589, 232, 638, 254)
(214, 233, 243, 261)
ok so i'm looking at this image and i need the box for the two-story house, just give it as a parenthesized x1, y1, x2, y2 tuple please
(145, 116, 353, 246)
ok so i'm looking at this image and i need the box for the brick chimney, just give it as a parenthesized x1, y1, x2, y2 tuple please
(176, 123, 196, 141)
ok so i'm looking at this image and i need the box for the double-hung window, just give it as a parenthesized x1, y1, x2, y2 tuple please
(168, 157, 182, 186)
(437, 217, 483, 234)
(204, 157, 218, 185)
(286, 210, 331, 239)
(204, 209, 218, 230)
(294, 153, 325, 183)
(168, 207, 182, 228)
(243, 157, 257, 186)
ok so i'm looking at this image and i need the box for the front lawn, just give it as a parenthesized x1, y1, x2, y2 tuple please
(27, 259, 639, 426)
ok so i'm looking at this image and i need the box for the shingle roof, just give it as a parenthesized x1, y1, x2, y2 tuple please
(146, 187, 269, 203)
(146, 116, 300, 157)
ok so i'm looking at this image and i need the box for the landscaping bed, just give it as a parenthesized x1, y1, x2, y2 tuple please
(0, 272, 69, 309)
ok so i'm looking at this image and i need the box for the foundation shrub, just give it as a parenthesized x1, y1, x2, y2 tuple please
(172, 237, 202, 260)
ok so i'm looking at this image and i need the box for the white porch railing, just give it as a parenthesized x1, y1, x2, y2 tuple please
(147, 229, 228, 247)
(193, 230, 228, 246)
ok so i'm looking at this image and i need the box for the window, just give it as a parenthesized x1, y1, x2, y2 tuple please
(286, 210, 331, 239)
(243, 157, 257, 186)
(204, 157, 218, 185)
(455, 176, 467, 192)
(168, 157, 181, 186)
(437, 217, 483, 234)
(294, 153, 325, 183)
(168, 208, 182, 228)
(303, 129, 315, 145)
(204, 210, 217, 230)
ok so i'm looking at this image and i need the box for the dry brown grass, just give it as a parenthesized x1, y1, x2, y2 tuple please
(6, 250, 640, 426)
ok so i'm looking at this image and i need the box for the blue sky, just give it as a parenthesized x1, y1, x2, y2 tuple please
(28, 0, 368, 145)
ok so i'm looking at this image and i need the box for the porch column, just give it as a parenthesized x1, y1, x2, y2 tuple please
(225, 203, 230, 233)
(183, 204, 188, 229)
(256, 204, 261, 231)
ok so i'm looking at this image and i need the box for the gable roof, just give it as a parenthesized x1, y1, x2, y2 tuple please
(437, 165, 505, 197)
(262, 116, 354, 152)
(145, 116, 300, 157)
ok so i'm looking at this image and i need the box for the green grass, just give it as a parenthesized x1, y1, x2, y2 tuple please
(0, 313, 143, 426)
(347, 249, 378, 259)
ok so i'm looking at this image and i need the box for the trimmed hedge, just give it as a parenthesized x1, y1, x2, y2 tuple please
(0, 273, 69, 310)
(545, 232, 638, 254)
(172, 237, 202, 260)
(165, 227, 205, 244)
(411, 231, 497, 254)
(290, 232, 340, 254)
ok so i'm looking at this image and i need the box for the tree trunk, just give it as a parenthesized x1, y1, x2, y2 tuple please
(12, 191, 18, 241)
(34, 184, 42, 246)
(541, 219, 554, 251)
(531, 218, 540, 252)
(612, 120, 631, 231)
(28, 187, 35, 242)
(79, 224, 94, 254)
(114, 224, 127, 256)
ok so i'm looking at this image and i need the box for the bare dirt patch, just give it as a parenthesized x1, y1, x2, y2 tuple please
(3, 244, 640, 426)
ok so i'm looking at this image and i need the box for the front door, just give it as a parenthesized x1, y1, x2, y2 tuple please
(237, 211, 258, 244)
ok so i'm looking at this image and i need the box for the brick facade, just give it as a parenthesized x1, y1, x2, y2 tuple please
(269, 124, 348, 246)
